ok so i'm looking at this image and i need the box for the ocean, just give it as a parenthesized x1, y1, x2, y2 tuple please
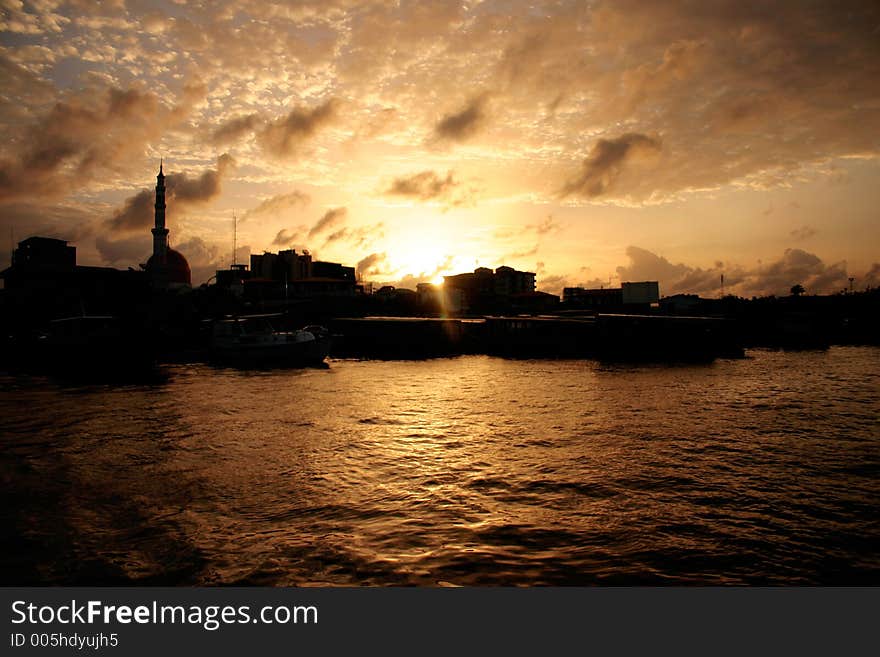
(2, 347, 878, 585)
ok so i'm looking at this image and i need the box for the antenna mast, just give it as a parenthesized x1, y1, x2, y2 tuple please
(232, 210, 237, 267)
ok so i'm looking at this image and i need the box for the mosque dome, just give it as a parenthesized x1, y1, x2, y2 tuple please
(146, 248, 191, 286)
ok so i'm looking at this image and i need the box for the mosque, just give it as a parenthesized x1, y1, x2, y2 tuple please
(143, 162, 191, 288)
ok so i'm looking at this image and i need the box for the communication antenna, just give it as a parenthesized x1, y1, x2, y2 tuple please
(232, 210, 237, 267)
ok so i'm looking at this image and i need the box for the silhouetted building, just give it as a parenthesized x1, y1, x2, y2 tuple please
(510, 290, 560, 313)
(1, 236, 149, 328)
(660, 294, 703, 314)
(251, 249, 312, 281)
(494, 266, 536, 296)
(563, 286, 623, 308)
(8, 236, 76, 270)
(215, 264, 252, 292)
(443, 266, 536, 314)
(142, 162, 191, 288)
(621, 281, 660, 305)
(313, 260, 356, 282)
(564, 281, 659, 311)
(237, 248, 357, 302)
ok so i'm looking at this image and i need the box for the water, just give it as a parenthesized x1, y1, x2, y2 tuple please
(1, 347, 878, 585)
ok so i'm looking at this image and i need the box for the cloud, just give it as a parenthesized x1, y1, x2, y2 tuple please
(536, 274, 569, 296)
(323, 228, 348, 245)
(356, 252, 387, 280)
(257, 99, 339, 158)
(525, 216, 562, 236)
(502, 245, 539, 261)
(433, 93, 490, 143)
(242, 191, 310, 223)
(0, 201, 95, 251)
(0, 87, 158, 202)
(615, 245, 850, 297)
(321, 222, 383, 249)
(386, 170, 458, 200)
(103, 189, 154, 234)
(0, 83, 205, 203)
(94, 223, 245, 282)
(382, 169, 476, 207)
(750, 248, 848, 297)
(560, 133, 662, 198)
(105, 155, 235, 233)
(210, 113, 262, 145)
(790, 225, 817, 241)
(272, 229, 301, 247)
(171, 153, 236, 203)
(861, 263, 880, 289)
(174, 236, 249, 286)
(94, 234, 150, 265)
(307, 207, 347, 239)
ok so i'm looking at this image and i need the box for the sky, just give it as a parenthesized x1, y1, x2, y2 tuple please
(1, 0, 879, 295)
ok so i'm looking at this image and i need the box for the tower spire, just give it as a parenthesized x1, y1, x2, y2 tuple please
(152, 161, 168, 259)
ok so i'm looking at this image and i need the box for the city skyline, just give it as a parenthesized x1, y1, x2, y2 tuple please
(1, 1, 879, 295)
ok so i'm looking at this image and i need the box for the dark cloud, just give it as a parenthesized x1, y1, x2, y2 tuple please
(95, 234, 152, 265)
(242, 191, 311, 222)
(171, 153, 236, 203)
(356, 252, 387, 280)
(616, 246, 739, 296)
(322, 228, 348, 246)
(210, 113, 262, 145)
(616, 245, 849, 297)
(94, 227, 241, 281)
(174, 236, 244, 286)
(433, 93, 489, 143)
(790, 225, 817, 241)
(0, 201, 95, 253)
(502, 245, 539, 261)
(104, 189, 154, 234)
(307, 207, 347, 239)
(526, 216, 562, 235)
(272, 229, 301, 247)
(560, 133, 662, 198)
(0, 82, 206, 203)
(751, 248, 848, 297)
(861, 263, 880, 289)
(0, 86, 159, 202)
(384, 169, 477, 209)
(386, 170, 458, 200)
(536, 274, 569, 296)
(105, 155, 235, 233)
(257, 99, 339, 158)
(321, 222, 383, 249)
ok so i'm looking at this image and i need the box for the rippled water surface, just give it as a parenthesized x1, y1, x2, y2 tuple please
(2, 347, 878, 585)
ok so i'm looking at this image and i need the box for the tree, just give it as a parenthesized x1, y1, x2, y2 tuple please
(790, 283, 805, 297)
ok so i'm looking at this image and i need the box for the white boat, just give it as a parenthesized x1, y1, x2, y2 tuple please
(210, 316, 330, 366)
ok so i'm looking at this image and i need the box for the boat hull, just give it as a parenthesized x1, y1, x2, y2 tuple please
(210, 336, 330, 367)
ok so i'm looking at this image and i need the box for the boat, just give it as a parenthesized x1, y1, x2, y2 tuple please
(210, 316, 330, 366)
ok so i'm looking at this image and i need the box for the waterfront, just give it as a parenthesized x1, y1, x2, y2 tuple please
(1, 347, 878, 585)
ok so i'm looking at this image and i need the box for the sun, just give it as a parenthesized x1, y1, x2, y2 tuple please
(386, 231, 455, 283)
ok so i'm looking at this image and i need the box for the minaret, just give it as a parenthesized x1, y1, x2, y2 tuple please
(151, 160, 168, 261)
